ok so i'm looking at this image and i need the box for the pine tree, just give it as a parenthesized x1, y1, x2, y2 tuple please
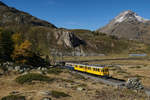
(0, 29, 14, 61)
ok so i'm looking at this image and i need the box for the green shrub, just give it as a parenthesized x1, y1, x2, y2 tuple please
(47, 67, 63, 75)
(51, 91, 70, 98)
(130, 66, 141, 69)
(15, 73, 53, 84)
(1, 95, 25, 100)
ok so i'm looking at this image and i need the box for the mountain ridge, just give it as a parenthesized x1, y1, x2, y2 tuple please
(97, 10, 150, 44)
(0, 1, 57, 29)
(0, 2, 149, 57)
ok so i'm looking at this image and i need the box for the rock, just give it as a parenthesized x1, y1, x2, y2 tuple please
(49, 66, 53, 68)
(9, 91, 20, 95)
(38, 67, 41, 70)
(126, 78, 144, 90)
(54, 29, 84, 48)
(19, 69, 24, 74)
(77, 87, 84, 91)
(22, 72, 28, 75)
(41, 97, 51, 100)
(7, 67, 14, 71)
(15, 66, 21, 71)
(39, 91, 51, 96)
(41, 67, 47, 71)
(39, 71, 46, 75)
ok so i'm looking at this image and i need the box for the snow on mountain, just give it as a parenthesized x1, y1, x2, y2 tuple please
(115, 10, 149, 23)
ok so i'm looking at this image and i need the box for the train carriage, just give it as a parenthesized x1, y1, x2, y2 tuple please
(65, 63, 109, 77)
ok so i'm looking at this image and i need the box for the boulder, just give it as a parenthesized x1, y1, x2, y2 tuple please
(126, 78, 144, 90)
(77, 87, 84, 91)
(41, 97, 51, 100)
(15, 66, 21, 71)
(39, 91, 51, 96)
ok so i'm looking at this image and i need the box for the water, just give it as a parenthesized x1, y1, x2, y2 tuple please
(129, 54, 147, 57)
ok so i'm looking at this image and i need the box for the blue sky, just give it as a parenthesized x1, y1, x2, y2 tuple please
(2, 0, 150, 30)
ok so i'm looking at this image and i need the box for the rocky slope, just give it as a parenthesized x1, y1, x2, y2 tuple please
(97, 10, 150, 43)
(0, 1, 85, 55)
(0, 1, 56, 29)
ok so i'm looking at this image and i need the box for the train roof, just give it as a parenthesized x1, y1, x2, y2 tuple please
(65, 62, 107, 68)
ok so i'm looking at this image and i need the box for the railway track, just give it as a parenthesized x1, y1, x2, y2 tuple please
(71, 69, 150, 97)
(61, 66, 150, 97)
(61, 66, 126, 87)
(71, 70, 126, 87)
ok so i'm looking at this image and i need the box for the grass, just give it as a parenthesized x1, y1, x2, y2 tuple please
(72, 83, 87, 89)
(15, 73, 54, 84)
(61, 79, 75, 83)
(51, 90, 70, 98)
(47, 67, 63, 75)
(95, 88, 147, 100)
(1, 95, 25, 100)
(70, 73, 86, 80)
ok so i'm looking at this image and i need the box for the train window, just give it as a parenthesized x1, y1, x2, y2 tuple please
(98, 69, 100, 72)
(93, 68, 95, 71)
(102, 69, 104, 72)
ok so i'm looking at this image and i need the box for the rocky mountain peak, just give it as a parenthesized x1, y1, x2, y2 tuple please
(114, 10, 149, 23)
(97, 10, 150, 43)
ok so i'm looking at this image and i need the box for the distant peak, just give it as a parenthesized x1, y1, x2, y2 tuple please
(114, 10, 149, 23)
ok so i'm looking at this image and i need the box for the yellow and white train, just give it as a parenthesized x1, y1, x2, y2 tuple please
(65, 63, 109, 77)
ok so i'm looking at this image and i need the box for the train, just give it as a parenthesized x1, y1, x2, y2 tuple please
(65, 62, 109, 77)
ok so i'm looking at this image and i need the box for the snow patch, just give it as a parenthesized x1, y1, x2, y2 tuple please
(134, 15, 148, 23)
(115, 16, 126, 23)
(114, 10, 149, 23)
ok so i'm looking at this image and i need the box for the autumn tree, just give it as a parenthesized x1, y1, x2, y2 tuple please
(11, 40, 49, 67)
(11, 33, 22, 47)
(11, 40, 32, 64)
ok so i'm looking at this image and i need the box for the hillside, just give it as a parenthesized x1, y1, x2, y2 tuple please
(0, 1, 149, 61)
(0, 1, 85, 56)
(70, 29, 150, 55)
(0, 1, 56, 30)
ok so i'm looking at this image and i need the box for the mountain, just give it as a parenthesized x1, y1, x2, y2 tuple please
(97, 10, 150, 43)
(0, 1, 57, 29)
(0, 1, 86, 55)
(0, 2, 149, 57)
